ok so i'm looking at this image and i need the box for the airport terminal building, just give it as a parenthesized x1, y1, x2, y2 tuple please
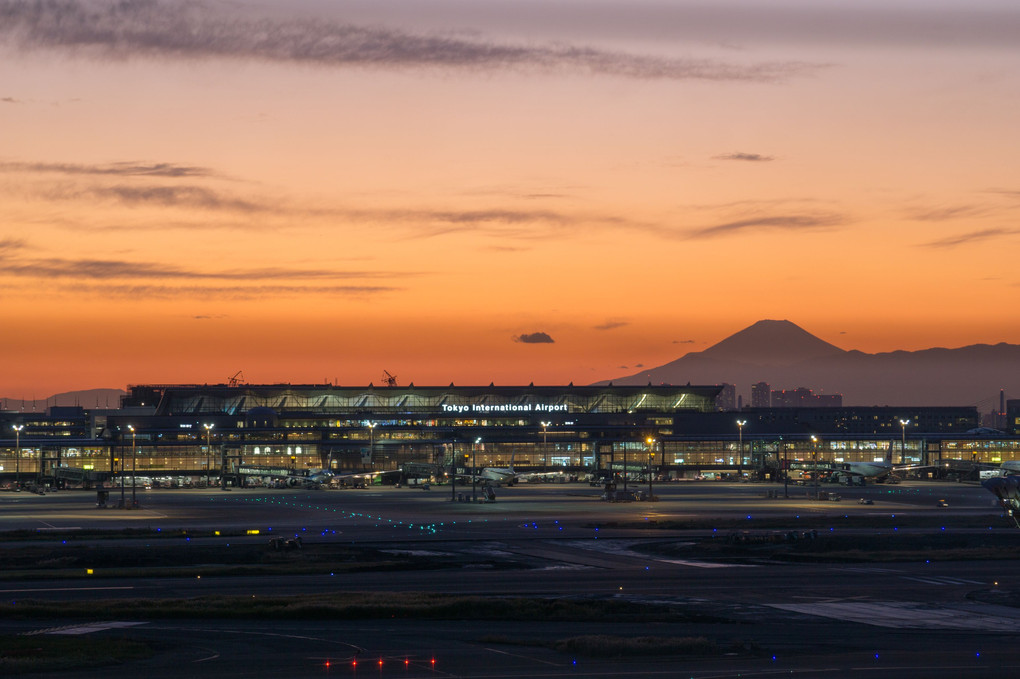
(1, 382, 1017, 487)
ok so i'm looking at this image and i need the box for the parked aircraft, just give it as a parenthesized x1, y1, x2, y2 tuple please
(830, 461, 934, 485)
(517, 470, 572, 483)
(836, 461, 901, 484)
(458, 455, 517, 486)
(981, 474, 1020, 528)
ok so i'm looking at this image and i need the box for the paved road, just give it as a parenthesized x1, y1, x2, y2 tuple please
(1, 481, 1016, 678)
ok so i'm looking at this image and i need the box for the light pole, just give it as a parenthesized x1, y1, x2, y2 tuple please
(736, 419, 747, 479)
(450, 440, 457, 502)
(811, 435, 819, 500)
(622, 444, 628, 495)
(12, 425, 23, 490)
(203, 423, 214, 487)
(119, 435, 125, 508)
(899, 419, 910, 466)
(473, 437, 481, 502)
(128, 425, 136, 508)
(367, 422, 376, 471)
(782, 438, 789, 498)
(540, 421, 550, 469)
(646, 437, 655, 501)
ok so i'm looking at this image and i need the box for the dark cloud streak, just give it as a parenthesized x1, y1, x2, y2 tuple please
(513, 332, 555, 344)
(0, 160, 214, 177)
(61, 283, 398, 301)
(715, 152, 774, 162)
(93, 185, 262, 212)
(909, 205, 988, 222)
(684, 213, 844, 239)
(0, 237, 27, 252)
(922, 228, 1020, 248)
(1, 254, 403, 282)
(0, 0, 817, 82)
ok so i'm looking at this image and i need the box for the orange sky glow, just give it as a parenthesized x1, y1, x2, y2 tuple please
(2, 0, 1019, 398)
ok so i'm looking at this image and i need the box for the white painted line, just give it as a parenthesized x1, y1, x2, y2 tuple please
(46, 621, 147, 635)
(656, 558, 754, 568)
(0, 586, 135, 593)
(900, 576, 983, 585)
(769, 601, 1015, 631)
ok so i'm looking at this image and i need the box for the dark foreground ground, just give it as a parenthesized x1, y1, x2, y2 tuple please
(1, 481, 1018, 678)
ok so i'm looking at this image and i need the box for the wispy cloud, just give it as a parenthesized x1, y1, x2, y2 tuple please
(685, 213, 844, 239)
(88, 185, 262, 212)
(0, 0, 817, 82)
(7, 161, 846, 243)
(672, 339, 696, 344)
(909, 205, 989, 222)
(714, 152, 774, 162)
(594, 320, 628, 331)
(1, 96, 18, 103)
(13, 175, 632, 230)
(0, 248, 403, 299)
(513, 332, 555, 344)
(0, 160, 215, 177)
(0, 253, 404, 282)
(57, 283, 398, 301)
(922, 228, 1020, 248)
(0, 237, 26, 252)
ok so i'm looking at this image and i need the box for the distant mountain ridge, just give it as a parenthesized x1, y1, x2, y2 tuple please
(699, 319, 846, 365)
(605, 320, 1019, 407)
(1, 388, 125, 410)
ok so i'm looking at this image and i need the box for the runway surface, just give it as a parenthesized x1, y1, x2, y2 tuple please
(1, 480, 1016, 678)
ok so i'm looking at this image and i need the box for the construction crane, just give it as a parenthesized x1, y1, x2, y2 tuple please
(228, 371, 245, 387)
(382, 370, 398, 387)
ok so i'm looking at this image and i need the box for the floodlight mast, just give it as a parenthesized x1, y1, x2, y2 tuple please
(204, 423, 215, 488)
(128, 425, 136, 507)
(12, 425, 23, 490)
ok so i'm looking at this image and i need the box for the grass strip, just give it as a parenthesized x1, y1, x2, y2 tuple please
(480, 633, 761, 658)
(0, 635, 153, 674)
(0, 592, 717, 623)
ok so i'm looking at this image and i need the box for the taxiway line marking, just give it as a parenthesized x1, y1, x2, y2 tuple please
(0, 586, 135, 593)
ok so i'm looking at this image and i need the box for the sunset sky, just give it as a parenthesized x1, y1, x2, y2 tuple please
(2, 0, 1019, 398)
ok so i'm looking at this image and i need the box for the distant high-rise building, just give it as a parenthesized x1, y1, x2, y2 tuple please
(750, 382, 771, 408)
(1007, 399, 1020, 435)
(716, 383, 736, 411)
(770, 387, 842, 408)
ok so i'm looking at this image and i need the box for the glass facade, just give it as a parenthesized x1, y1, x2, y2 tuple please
(1, 383, 1016, 485)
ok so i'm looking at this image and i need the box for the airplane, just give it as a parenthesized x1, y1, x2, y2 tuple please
(516, 470, 573, 483)
(828, 461, 934, 485)
(238, 465, 352, 488)
(981, 474, 1020, 528)
(835, 461, 902, 484)
(457, 454, 518, 486)
(305, 469, 335, 484)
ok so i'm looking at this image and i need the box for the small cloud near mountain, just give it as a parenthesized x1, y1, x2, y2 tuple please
(714, 152, 775, 162)
(513, 332, 554, 344)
